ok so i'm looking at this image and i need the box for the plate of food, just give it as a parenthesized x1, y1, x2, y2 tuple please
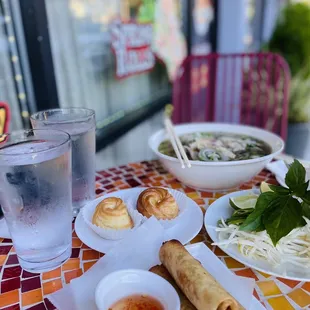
(75, 187, 203, 253)
(205, 159, 310, 281)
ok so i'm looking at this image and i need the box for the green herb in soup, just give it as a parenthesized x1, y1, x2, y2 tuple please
(158, 132, 271, 162)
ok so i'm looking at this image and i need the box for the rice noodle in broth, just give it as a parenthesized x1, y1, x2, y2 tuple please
(158, 132, 271, 162)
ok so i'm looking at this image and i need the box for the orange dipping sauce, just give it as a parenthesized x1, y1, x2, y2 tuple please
(109, 295, 164, 310)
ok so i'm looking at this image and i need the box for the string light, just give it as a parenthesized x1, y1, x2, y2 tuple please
(2, 0, 30, 124)
(18, 93, 26, 100)
(15, 74, 22, 81)
(21, 111, 29, 118)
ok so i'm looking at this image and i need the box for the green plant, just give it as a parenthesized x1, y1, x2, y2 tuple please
(267, 2, 310, 76)
(265, 2, 310, 122)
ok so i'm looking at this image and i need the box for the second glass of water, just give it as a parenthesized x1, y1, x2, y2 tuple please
(31, 108, 96, 215)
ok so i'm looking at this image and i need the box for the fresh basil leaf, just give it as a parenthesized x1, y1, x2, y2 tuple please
(268, 184, 291, 195)
(292, 180, 309, 197)
(263, 196, 302, 245)
(240, 192, 278, 231)
(302, 201, 310, 219)
(302, 191, 310, 205)
(285, 159, 306, 191)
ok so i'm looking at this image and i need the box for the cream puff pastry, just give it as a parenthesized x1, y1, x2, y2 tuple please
(92, 197, 133, 230)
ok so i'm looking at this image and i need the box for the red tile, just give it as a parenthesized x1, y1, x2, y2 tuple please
(95, 189, 103, 195)
(44, 298, 56, 310)
(277, 277, 300, 288)
(27, 303, 47, 310)
(6, 254, 19, 265)
(22, 276, 41, 292)
(0, 245, 12, 255)
(1, 277, 21, 293)
(2, 304, 20, 310)
(126, 179, 141, 187)
(3, 266, 22, 279)
(70, 248, 80, 258)
(22, 270, 39, 278)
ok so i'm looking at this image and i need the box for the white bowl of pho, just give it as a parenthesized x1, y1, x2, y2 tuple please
(149, 123, 284, 190)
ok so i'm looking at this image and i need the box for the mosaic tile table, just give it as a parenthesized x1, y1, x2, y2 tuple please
(1, 160, 310, 310)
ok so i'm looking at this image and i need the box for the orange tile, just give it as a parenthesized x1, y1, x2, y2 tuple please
(72, 231, 78, 238)
(119, 185, 130, 190)
(72, 238, 82, 247)
(194, 198, 205, 205)
(10, 246, 15, 253)
(186, 192, 200, 199)
(0, 289, 19, 308)
(214, 247, 227, 256)
(82, 249, 100, 260)
(0, 254, 6, 266)
(22, 288, 43, 307)
(240, 184, 252, 190)
(82, 243, 90, 249)
(65, 268, 83, 284)
(62, 258, 80, 271)
(277, 277, 300, 289)
(42, 267, 61, 280)
(214, 192, 225, 198)
(84, 261, 96, 272)
(201, 191, 213, 198)
(0, 237, 3, 243)
(151, 182, 162, 187)
(287, 288, 310, 307)
(208, 198, 216, 205)
(200, 206, 206, 214)
(268, 296, 294, 310)
(224, 257, 245, 269)
(95, 183, 101, 189)
(43, 279, 63, 295)
(190, 235, 205, 244)
(257, 281, 282, 296)
(114, 180, 124, 186)
(235, 268, 258, 281)
(170, 182, 182, 189)
(302, 282, 310, 293)
(257, 271, 272, 278)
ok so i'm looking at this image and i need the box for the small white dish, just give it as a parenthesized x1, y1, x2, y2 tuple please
(204, 189, 310, 281)
(75, 188, 203, 253)
(95, 269, 180, 310)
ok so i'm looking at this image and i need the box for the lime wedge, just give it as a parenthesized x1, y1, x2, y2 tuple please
(229, 195, 258, 210)
(260, 181, 273, 193)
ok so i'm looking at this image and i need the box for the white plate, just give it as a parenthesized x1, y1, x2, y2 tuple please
(204, 189, 310, 281)
(186, 243, 264, 310)
(75, 188, 203, 253)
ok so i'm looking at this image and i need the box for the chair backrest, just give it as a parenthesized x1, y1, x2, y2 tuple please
(0, 102, 10, 135)
(172, 53, 290, 140)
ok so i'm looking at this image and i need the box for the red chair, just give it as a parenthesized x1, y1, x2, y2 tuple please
(172, 53, 290, 140)
(0, 101, 10, 135)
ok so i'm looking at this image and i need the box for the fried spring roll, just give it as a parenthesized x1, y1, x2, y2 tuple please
(150, 265, 196, 310)
(159, 240, 241, 310)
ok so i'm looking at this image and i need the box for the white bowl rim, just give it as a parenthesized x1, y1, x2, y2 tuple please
(95, 269, 180, 309)
(149, 122, 284, 167)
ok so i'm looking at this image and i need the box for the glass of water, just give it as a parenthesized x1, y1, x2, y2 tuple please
(31, 108, 96, 215)
(0, 129, 72, 272)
